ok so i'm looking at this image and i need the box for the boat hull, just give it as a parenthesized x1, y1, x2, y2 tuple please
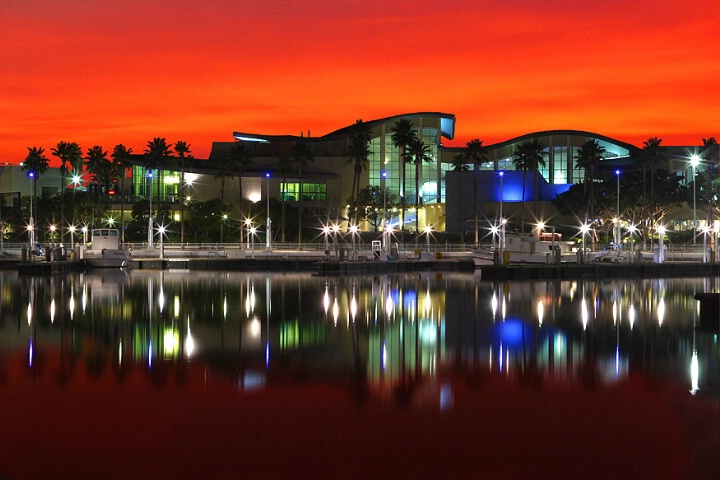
(84, 249, 131, 268)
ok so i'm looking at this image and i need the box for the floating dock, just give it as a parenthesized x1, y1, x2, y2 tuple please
(17, 260, 86, 275)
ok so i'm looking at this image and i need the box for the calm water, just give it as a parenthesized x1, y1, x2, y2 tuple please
(1, 270, 718, 479)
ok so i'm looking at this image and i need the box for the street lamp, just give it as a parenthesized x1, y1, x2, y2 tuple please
(265, 172, 272, 251)
(158, 224, 166, 259)
(657, 224, 666, 263)
(615, 169, 621, 251)
(580, 223, 591, 264)
(245, 218, 252, 249)
(323, 226, 330, 252)
(249, 226, 257, 257)
(424, 225, 432, 253)
(28, 171, 35, 249)
(627, 224, 637, 263)
(147, 171, 154, 247)
(349, 224, 358, 261)
(69, 225, 76, 252)
(701, 225, 711, 263)
(332, 224, 340, 256)
(498, 171, 505, 252)
(690, 154, 700, 244)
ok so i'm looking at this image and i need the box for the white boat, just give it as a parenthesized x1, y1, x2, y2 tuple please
(472, 250, 495, 267)
(474, 232, 579, 266)
(83, 228, 131, 268)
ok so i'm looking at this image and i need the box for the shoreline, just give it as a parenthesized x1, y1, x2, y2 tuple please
(7, 255, 720, 280)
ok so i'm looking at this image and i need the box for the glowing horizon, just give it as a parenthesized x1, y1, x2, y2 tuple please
(1, 0, 718, 166)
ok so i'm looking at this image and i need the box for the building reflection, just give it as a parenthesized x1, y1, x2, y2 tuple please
(0, 271, 717, 409)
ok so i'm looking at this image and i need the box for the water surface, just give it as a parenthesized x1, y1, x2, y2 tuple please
(1, 271, 717, 479)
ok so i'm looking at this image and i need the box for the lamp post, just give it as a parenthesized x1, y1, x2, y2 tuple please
(690, 154, 700, 244)
(498, 171, 505, 253)
(265, 172, 272, 251)
(580, 223, 590, 264)
(424, 225, 432, 253)
(49, 225, 56, 250)
(349, 224, 358, 262)
(657, 225, 666, 263)
(615, 169, 621, 252)
(147, 171, 154, 248)
(158, 224, 165, 259)
(701, 226, 710, 263)
(28, 172, 35, 250)
(627, 224, 636, 263)
(249, 226, 256, 257)
(69, 225, 75, 253)
(244, 218, 252, 249)
(323, 226, 330, 252)
(332, 224, 340, 257)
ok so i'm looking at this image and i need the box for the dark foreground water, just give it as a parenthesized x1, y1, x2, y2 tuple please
(0, 270, 718, 479)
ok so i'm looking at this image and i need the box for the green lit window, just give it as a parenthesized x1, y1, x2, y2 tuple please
(282, 182, 326, 202)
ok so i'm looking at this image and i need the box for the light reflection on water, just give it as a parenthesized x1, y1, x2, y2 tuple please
(1, 270, 717, 400)
(1, 270, 719, 478)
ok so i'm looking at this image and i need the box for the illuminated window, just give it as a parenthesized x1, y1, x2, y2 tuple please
(553, 146, 568, 184)
(282, 183, 326, 202)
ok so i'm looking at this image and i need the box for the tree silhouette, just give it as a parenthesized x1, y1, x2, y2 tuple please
(390, 119, 417, 231)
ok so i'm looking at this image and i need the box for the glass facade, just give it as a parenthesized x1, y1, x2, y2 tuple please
(282, 182, 327, 202)
(132, 166, 179, 201)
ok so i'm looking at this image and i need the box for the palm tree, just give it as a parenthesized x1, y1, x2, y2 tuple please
(346, 120, 372, 226)
(641, 137, 666, 229)
(173, 141, 191, 244)
(407, 137, 433, 240)
(144, 137, 173, 223)
(450, 153, 469, 244)
(276, 154, 293, 241)
(291, 140, 314, 243)
(84, 145, 111, 224)
(51, 141, 82, 242)
(465, 139, 487, 246)
(111, 144, 133, 243)
(211, 152, 236, 204)
(21, 146, 49, 240)
(512, 139, 547, 233)
(574, 139, 606, 225)
(390, 119, 418, 231)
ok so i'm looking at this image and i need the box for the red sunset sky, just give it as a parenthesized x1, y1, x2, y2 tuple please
(1, 0, 719, 165)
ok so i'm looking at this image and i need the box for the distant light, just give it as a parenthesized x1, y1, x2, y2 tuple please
(690, 154, 701, 168)
(381, 170, 388, 178)
(498, 171, 504, 177)
(265, 172, 271, 178)
(233, 134, 269, 143)
(615, 169, 621, 176)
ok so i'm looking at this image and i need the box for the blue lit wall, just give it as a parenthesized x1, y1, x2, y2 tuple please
(476, 171, 570, 203)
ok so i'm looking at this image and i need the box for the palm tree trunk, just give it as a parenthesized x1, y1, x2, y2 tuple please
(415, 161, 420, 247)
(400, 148, 406, 231)
(60, 163, 66, 244)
